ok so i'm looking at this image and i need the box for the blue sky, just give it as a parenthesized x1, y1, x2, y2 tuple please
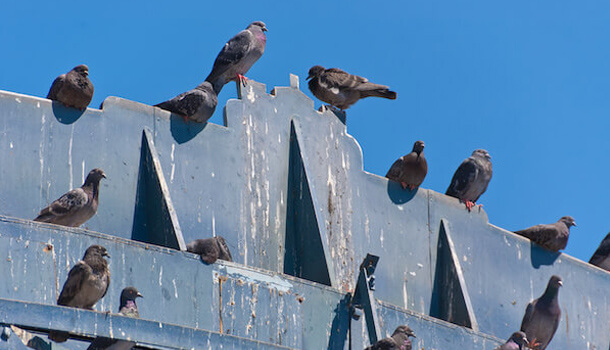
(1, 1, 609, 263)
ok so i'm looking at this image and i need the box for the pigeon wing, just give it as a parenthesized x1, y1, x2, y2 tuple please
(156, 90, 205, 118)
(520, 301, 535, 332)
(385, 158, 404, 181)
(322, 68, 368, 90)
(589, 233, 610, 265)
(206, 30, 253, 83)
(35, 188, 89, 223)
(47, 75, 65, 99)
(57, 261, 92, 306)
(446, 158, 478, 198)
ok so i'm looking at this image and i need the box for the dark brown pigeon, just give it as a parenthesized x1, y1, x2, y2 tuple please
(186, 236, 233, 264)
(155, 81, 218, 123)
(514, 216, 576, 252)
(306, 65, 397, 110)
(386, 140, 427, 191)
(34, 168, 106, 227)
(49, 245, 111, 343)
(445, 149, 492, 211)
(86, 286, 142, 350)
(495, 331, 529, 350)
(47, 64, 94, 110)
(205, 21, 267, 94)
(520, 275, 562, 350)
(364, 325, 416, 350)
(589, 232, 610, 271)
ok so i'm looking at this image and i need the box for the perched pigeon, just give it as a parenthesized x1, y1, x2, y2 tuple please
(306, 65, 397, 111)
(445, 149, 492, 211)
(47, 64, 94, 110)
(186, 236, 233, 264)
(520, 275, 562, 350)
(205, 21, 268, 94)
(514, 216, 576, 252)
(386, 140, 427, 191)
(49, 245, 111, 343)
(589, 232, 610, 271)
(364, 325, 416, 350)
(34, 168, 106, 227)
(495, 332, 529, 350)
(87, 286, 143, 350)
(154, 81, 218, 123)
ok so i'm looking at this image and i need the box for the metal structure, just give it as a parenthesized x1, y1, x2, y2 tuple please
(0, 75, 608, 349)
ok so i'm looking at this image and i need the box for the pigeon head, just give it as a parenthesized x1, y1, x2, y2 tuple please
(509, 331, 529, 347)
(73, 64, 89, 77)
(85, 168, 107, 184)
(248, 21, 267, 32)
(548, 275, 563, 289)
(392, 325, 416, 338)
(472, 149, 491, 160)
(83, 245, 110, 259)
(120, 286, 143, 306)
(307, 65, 325, 80)
(412, 140, 425, 155)
(559, 216, 576, 228)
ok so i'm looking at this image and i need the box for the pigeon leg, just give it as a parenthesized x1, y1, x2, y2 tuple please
(528, 337, 541, 350)
(408, 184, 417, 191)
(237, 74, 249, 87)
(464, 200, 475, 212)
(401, 182, 408, 190)
(182, 115, 189, 123)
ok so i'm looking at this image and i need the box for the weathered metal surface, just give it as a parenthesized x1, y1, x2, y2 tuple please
(0, 77, 609, 350)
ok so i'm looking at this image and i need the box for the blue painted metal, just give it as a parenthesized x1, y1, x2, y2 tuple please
(351, 254, 381, 344)
(0, 76, 608, 350)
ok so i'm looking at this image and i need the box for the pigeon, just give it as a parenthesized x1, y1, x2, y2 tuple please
(49, 245, 111, 343)
(520, 275, 562, 350)
(306, 65, 397, 111)
(589, 232, 610, 271)
(154, 81, 218, 123)
(386, 140, 427, 191)
(47, 64, 94, 110)
(186, 236, 233, 264)
(495, 332, 529, 350)
(205, 21, 268, 94)
(34, 168, 106, 227)
(445, 149, 492, 211)
(86, 286, 143, 350)
(364, 325, 416, 350)
(514, 216, 576, 252)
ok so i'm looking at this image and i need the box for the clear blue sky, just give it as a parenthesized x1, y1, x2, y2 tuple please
(1, 1, 609, 263)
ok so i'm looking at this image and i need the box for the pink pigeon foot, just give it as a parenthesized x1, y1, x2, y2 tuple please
(237, 74, 249, 87)
(464, 200, 475, 212)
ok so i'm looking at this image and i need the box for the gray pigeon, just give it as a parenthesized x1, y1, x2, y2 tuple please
(306, 65, 397, 110)
(154, 81, 218, 123)
(34, 168, 106, 227)
(445, 149, 492, 211)
(514, 216, 576, 252)
(364, 325, 416, 350)
(589, 232, 610, 271)
(87, 286, 143, 350)
(495, 332, 529, 350)
(49, 245, 111, 343)
(186, 236, 233, 264)
(205, 21, 268, 94)
(47, 64, 94, 110)
(386, 140, 427, 191)
(520, 275, 562, 350)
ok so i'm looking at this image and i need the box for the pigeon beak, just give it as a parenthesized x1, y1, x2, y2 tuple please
(572, 222, 577, 227)
(101, 172, 107, 179)
(103, 252, 110, 258)
(410, 333, 416, 338)
(558, 280, 563, 287)
(262, 27, 268, 32)
(306, 74, 313, 80)
(137, 292, 144, 298)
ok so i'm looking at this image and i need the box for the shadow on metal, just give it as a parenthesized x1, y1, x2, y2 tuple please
(50, 101, 86, 124)
(327, 293, 350, 350)
(168, 113, 207, 144)
(386, 180, 418, 205)
(131, 128, 186, 251)
(284, 121, 332, 286)
(529, 242, 561, 269)
(430, 219, 478, 331)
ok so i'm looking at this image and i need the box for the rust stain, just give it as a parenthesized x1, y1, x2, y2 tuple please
(43, 243, 53, 253)
(218, 275, 228, 334)
(296, 295, 304, 303)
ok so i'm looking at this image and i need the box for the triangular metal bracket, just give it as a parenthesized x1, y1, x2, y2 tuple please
(131, 128, 186, 251)
(283, 120, 334, 287)
(430, 219, 479, 331)
(350, 254, 382, 345)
